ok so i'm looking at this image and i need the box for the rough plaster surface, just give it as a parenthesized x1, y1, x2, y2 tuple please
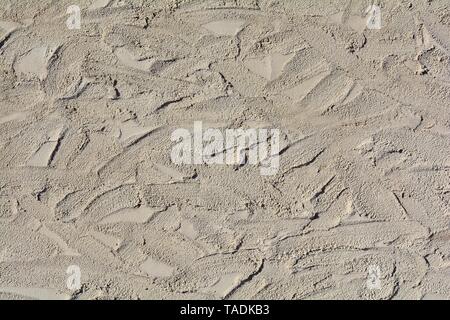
(0, 0, 449, 300)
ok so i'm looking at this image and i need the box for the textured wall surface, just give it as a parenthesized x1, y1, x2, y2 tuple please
(0, 0, 449, 300)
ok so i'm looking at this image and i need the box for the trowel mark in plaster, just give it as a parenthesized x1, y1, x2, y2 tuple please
(90, 230, 122, 251)
(28, 219, 79, 256)
(27, 126, 65, 167)
(284, 71, 330, 102)
(0, 20, 22, 33)
(115, 47, 155, 72)
(139, 256, 175, 278)
(0, 112, 28, 125)
(202, 20, 245, 36)
(244, 52, 295, 81)
(0, 287, 70, 300)
(99, 206, 166, 224)
(179, 219, 198, 239)
(14, 46, 57, 80)
(200, 273, 243, 298)
(115, 120, 156, 143)
(89, 0, 111, 10)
